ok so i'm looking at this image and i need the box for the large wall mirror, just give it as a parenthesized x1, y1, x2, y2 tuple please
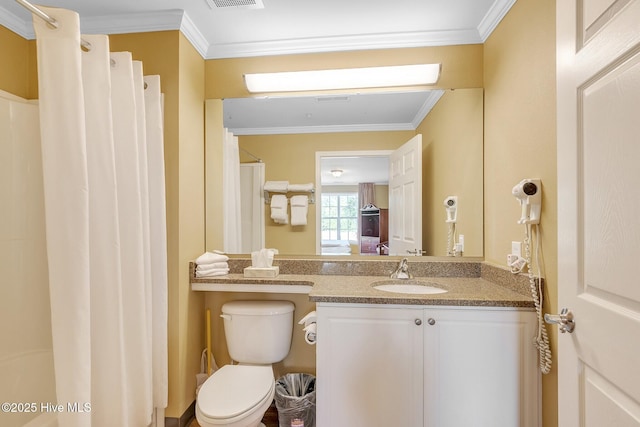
(205, 87, 483, 258)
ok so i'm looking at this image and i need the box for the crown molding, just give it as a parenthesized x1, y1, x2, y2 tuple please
(81, 10, 183, 35)
(229, 122, 418, 136)
(205, 28, 482, 59)
(180, 12, 209, 58)
(411, 90, 445, 128)
(0, 5, 35, 38)
(2, 0, 513, 59)
(478, 0, 517, 41)
(0, 8, 185, 40)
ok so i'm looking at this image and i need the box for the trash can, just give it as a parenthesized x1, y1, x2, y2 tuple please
(274, 373, 316, 427)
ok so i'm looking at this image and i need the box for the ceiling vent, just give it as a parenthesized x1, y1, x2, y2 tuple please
(316, 96, 351, 103)
(206, 0, 265, 9)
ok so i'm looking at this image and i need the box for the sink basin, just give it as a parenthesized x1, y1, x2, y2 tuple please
(371, 280, 448, 295)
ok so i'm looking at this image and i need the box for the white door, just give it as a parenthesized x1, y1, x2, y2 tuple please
(556, 0, 640, 425)
(389, 134, 422, 256)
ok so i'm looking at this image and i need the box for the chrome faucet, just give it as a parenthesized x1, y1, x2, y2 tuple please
(390, 258, 413, 279)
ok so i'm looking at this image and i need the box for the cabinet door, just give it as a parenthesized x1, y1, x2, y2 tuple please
(317, 304, 424, 426)
(423, 308, 539, 427)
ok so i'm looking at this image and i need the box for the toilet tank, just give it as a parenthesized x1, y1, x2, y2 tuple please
(221, 300, 295, 364)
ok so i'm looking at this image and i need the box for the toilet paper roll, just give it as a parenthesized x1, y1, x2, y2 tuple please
(303, 322, 317, 345)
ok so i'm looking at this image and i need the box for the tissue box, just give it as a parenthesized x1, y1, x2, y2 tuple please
(244, 266, 279, 278)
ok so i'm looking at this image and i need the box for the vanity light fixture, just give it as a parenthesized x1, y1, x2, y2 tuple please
(244, 63, 441, 93)
(330, 169, 343, 178)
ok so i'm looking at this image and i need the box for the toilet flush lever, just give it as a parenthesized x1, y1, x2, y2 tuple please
(544, 308, 575, 333)
(220, 314, 231, 320)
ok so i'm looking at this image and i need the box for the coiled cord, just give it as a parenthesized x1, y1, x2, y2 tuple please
(525, 224, 552, 374)
(446, 222, 456, 256)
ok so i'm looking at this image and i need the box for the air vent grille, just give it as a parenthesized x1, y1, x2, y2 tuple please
(206, 0, 265, 9)
(316, 96, 351, 103)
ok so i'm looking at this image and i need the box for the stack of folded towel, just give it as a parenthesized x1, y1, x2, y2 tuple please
(270, 194, 289, 224)
(195, 252, 230, 278)
(290, 195, 309, 226)
(263, 181, 289, 192)
(287, 183, 314, 192)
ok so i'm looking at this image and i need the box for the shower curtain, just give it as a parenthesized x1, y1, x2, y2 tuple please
(33, 7, 167, 427)
(223, 130, 242, 253)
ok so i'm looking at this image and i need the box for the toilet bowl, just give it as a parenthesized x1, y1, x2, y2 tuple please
(196, 365, 275, 427)
(196, 300, 295, 427)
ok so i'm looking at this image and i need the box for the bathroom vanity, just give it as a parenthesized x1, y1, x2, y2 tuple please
(191, 258, 541, 426)
(315, 303, 539, 427)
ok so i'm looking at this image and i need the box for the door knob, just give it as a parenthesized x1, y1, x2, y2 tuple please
(544, 308, 575, 333)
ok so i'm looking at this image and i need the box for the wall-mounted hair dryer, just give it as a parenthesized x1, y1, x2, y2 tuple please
(512, 179, 541, 224)
(444, 196, 458, 223)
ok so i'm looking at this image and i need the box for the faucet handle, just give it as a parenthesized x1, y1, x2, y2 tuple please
(390, 258, 413, 279)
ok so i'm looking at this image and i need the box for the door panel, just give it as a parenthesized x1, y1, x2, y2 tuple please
(389, 134, 422, 255)
(557, 0, 640, 424)
(316, 305, 424, 426)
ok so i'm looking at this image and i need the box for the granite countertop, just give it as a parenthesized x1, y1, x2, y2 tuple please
(191, 268, 535, 308)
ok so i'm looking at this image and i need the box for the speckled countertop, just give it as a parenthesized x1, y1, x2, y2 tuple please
(190, 258, 536, 308)
(307, 275, 533, 307)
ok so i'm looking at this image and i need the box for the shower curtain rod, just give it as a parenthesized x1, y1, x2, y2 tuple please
(16, 0, 92, 51)
(240, 147, 263, 163)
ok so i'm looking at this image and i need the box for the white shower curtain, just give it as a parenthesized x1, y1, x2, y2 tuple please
(33, 7, 167, 427)
(223, 130, 242, 253)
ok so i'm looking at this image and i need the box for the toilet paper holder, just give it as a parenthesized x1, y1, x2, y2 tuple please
(298, 311, 317, 345)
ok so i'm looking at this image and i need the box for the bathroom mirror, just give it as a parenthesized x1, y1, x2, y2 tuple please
(205, 87, 483, 257)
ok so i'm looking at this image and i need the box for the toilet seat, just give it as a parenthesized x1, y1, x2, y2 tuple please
(197, 365, 274, 425)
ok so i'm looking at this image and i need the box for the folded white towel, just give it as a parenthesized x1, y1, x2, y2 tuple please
(264, 181, 289, 192)
(270, 194, 289, 224)
(290, 195, 308, 226)
(288, 183, 314, 192)
(195, 267, 230, 278)
(196, 262, 229, 271)
(196, 252, 229, 264)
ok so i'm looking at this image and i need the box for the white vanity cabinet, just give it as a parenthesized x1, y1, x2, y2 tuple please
(316, 303, 540, 427)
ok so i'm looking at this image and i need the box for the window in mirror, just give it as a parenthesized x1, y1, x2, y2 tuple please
(321, 193, 358, 255)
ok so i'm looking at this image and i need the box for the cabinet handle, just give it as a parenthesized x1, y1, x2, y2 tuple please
(427, 318, 436, 325)
(415, 319, 422, 326)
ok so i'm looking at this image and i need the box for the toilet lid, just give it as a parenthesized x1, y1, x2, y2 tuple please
(198, 365, 274, 420)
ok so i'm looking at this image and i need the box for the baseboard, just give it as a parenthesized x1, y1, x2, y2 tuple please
(165, 401, 195, 427)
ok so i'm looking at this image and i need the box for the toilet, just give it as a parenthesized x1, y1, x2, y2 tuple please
(196, 300, 295, 427)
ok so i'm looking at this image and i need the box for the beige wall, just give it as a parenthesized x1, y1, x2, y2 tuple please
(484, 0, 558, 425)
(417, 88, 484, 257)
(238, 131, 413, 254)
(0, 26, 35, 99)
(204, 100, 225, 251)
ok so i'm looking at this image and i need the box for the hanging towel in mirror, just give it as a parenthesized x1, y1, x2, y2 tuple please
(270, 194, 289, 224)
(290, 195, 308, 226)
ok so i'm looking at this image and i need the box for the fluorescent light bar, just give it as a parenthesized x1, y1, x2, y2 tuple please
(244, 64, 441, 93)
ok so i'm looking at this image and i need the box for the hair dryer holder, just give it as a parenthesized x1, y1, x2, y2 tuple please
(444, 196, 458, 223)
(512, 179, 541, 224)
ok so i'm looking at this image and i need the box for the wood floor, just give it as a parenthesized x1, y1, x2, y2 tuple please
(188, 400, 279, 427)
